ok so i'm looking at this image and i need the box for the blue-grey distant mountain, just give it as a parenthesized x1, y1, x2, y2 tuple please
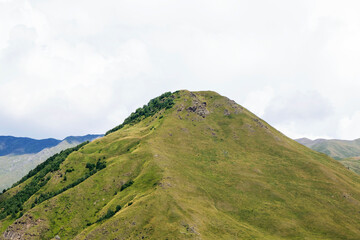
(0, 134, 103, 156)
(0, 134, 103, 191)
(63, 134, 103, 144)
(0, 136, 60, 156)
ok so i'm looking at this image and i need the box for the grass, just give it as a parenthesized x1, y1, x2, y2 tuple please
(1, 90, 360, 239)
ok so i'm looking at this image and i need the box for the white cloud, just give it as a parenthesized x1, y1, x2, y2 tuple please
(243, 87, 274, 117)
(339, 112, 360, 140)
(264, 91, 333, 123)
(261, 91, 336, 139)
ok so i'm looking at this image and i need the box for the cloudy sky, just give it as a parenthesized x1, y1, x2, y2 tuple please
(1, 0, 360, 140)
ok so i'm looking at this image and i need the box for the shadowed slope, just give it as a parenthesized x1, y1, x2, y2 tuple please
(1, 90, 360, 239)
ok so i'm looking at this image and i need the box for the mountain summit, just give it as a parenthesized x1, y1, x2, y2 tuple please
(1, 90, 360, 239)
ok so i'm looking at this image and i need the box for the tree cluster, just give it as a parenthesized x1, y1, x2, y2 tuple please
(105, 92, 175, 135)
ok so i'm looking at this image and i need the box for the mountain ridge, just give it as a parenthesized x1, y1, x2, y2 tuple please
(0, 137, 60, 156)
(0, 135, 103, 157)
(295, 137, 360, 159)
(1, 90, 360, 239)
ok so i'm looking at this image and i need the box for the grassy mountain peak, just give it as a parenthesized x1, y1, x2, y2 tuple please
(1, 90, 360, 239)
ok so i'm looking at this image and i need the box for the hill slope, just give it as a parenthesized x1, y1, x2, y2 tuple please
(296, 137, 360, 160)
(1, 90, 360, 239)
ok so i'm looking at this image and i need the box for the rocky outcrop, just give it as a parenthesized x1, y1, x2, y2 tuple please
(226, 98, 243, 114)
(186, 93, 209, 118)
(2, 214, 48, 240)
(253, 118, 268, 129)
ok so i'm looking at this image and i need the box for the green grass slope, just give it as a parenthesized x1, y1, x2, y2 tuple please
(1, 90, 360, 239)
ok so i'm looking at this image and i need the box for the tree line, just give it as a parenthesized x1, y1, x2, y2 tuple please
(105, 91, 175, 135)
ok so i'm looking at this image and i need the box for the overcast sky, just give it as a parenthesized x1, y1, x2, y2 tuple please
(1, 0, 360, 140)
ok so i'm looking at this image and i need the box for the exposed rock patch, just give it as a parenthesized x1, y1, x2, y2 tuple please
(253, 118, 268, 129)
(2, 214, 48, 240)
(186, 93, 209, 118)
(226, 99, 243, 114)
(177, 104, 185, 112)
(180, 222, 200, 236)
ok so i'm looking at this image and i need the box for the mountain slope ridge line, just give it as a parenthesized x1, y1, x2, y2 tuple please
(1, 90, 360, 239)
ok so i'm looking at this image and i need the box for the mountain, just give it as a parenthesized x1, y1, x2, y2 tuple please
(295, 137, 360, 160)
(62, 135, 104, 144)
(295, 138, 360, 176)
(1, 90, 360, 239)
(0, 135, 103, 157)
(0, 137, 60, 156)
(0, 135, 103, 191)
(338, 157, 360, 175)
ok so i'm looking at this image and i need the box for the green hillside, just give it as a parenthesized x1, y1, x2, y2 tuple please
(1, 90, 360, 239)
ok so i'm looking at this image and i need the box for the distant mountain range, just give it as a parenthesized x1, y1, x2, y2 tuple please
(296, 137, 360, 175)
(0, 136, 60, 156)
(0, 134, 103, 191)
(295, 138, 360, 160)
(0, 135, 103, 156)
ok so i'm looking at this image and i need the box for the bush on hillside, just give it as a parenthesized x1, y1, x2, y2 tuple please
(96, 205, 122, 223)
(120, 180, 134, 191)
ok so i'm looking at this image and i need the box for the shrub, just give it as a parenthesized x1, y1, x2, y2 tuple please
(120, 180, 134, 191)
(85, 163, 95, 171)
(96, 205, 122, 223)
(95, 160, 106, 170)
